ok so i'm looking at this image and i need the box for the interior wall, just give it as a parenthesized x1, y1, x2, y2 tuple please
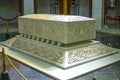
(78, 0, 89, 17)
(36, 0, 90, 16)
(71, 0, 89, 17)
(37, 0, 54, 14)
(0, 0, 19, 23)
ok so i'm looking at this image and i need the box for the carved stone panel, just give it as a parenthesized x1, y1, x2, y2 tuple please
(19, 14, 95, 44)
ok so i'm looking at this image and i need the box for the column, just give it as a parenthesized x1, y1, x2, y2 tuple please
(92, 0, 103, 29)
(89, 0, 92, 17)
(59, 0, 71, 15)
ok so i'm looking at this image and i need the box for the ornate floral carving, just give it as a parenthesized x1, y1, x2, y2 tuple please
(3, 37, 117, 68)
(19, 14, 95, 44)
(67, 44, 114, 64)
(11, 38, 64, 63)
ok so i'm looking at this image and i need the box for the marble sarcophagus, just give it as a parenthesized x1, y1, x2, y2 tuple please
(19, 14, 96, 44)
(2, 14, 119, 69)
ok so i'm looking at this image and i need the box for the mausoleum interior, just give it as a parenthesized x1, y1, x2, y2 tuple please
(0, 0, 120, 80)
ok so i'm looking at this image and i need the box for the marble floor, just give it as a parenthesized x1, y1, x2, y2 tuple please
(0, 56, 120, 80)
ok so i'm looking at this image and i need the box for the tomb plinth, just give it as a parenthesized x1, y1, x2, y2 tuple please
(2, 14, 119, 69)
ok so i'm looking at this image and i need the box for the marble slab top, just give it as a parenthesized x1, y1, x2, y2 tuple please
(19, 14, 95, 22)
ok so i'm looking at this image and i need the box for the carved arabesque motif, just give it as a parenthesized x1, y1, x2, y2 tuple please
(11, 38, 64, 63)
(67, 44, 114, 64)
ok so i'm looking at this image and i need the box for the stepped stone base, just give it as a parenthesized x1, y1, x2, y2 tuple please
(2, 35, 119, 69)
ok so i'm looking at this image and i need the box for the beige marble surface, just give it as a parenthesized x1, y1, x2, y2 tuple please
(19, 14, 96, 44)
(2, 36, 119, 69)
